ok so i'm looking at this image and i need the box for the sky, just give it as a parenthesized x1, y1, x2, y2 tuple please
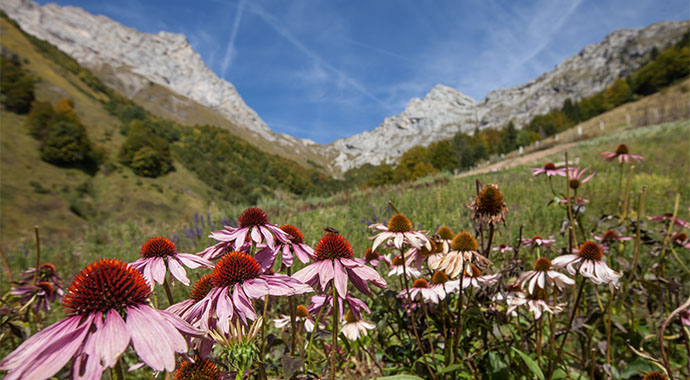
(36, 0, 690, 144)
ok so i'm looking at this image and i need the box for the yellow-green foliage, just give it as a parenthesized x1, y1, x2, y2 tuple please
(0, 54, 35, 114)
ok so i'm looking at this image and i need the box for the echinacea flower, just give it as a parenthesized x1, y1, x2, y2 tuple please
(506, 288, 565, 320)
(359, 248, 390, 268)
(492, 243, 515, 254)
(10, 280, 63, 314)
(167, 273, 215, 321)
(341, 311, 376, 341)
(460, 264, 499, 289)
(567, 166, 596, 190)
(551, 241, 622, 286)
(387, 254, 422, 278)
(520, 235, 556, 252)
(470, 184, 508, 226)
(437, 232, 489, 278)
(308, 293, 371, 320)
(593, 229, 633, 251)
(0, 259, 201, 380)
(130, 236, 213, 289)
(516, 257, 575, 293)
(399, 278, 443, 304)
(434, 226, 455, 254)
(531, 162, 567, 177)
(600, 144, 643, 163)
(273, 304, 320, 333)
(369, 213, 431, 251)
(173, 355, 232, 380)
(293, 232, 386, 299)
(648, 214, 690, 229)
(680, 308, 690, 327)
(671, 232, 690, 249)
(187, 251, 312, 332)
(254, 224, 314, 271)
(642, 371, 667, 380)
(16, 263, 63, 288)
(429, 271, 460, 301)
(201, 208, 290, 260)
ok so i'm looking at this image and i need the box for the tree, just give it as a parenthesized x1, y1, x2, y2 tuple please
(429, 140, 458, 172)
(603, 78, 632, 110)
(40, 121, 94, 166)
(25, 101, 55, 138)
(499, 121, 518, 154)
(0, 55, 35, 114)
(119, 121, 173, 177)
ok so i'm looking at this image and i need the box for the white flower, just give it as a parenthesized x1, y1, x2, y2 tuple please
(341, 311, 376, 341)
(516, 257, 575, 293)
(551, 241, 622, 287)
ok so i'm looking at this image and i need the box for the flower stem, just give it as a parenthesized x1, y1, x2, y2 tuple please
(564, 152, 577, 252)
(547, 277, 586, 380)
(659, 295, 690, 380)
(659, 193, 680, 278)
(400, 248, 437, 380)
(0, 247, 13, 284)
(621, 186, 646, 302)
(111, 358, 125, 380)
(162, 274, 175, 306)
(605, 288, 614, 374)
(287, 266, 297, 355)
(619, 165, 635, 222)
(33, 226, 40, 285)
(485, 224, 495, 259)
(306, 300, 327, 373)
(331, 284, 338, 380)
(453, 265, 466, 363)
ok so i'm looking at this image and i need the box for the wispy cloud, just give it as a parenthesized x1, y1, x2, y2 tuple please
(246, 3, 395, 113)
(220, 0, 247, 78)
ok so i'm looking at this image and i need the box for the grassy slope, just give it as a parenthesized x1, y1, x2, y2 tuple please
(0, 17, 227, 246)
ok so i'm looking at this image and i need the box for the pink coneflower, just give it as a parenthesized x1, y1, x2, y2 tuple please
(274, 304, 319, 333)
(16, 262, 63, 287)
(11, 263, 64, 313)
(308, 294, 371, 320)
(460, 264, 499, 289)
(681, 308, 690, 327)
(551, 241, 622, 286)
(492, 243, 514, 254)
(387, 254, 422, 278)
(531, 162, 567, 177)
(429, 271, 460, 301)
(567, 166, 596, 190)
(593, 229, 633, 248)
(399, 278, 443, 304)
(167, 273, 215, 321)
(254, 224, 314, 271)
(293, 232, 386, 299)
(434, 226, 455, 254)
(369, 214, 431, 251)
(187, 251, 311, 331)
(506, 289, 565, 320)
(130, 236, 213, 289)
(0, 259, 201, 379)
(671, 232, 690, 249)
(359, 247, 390, 268)
(438, 232, 489, 278)
(173, 355, 232, 380)
(201, 207, 290, 259)
(520, 235, 556, 252)
(341, 311, 376, 341)
(648, 214, 690, 229)
(558, 197, 589, 205)
(516, 257, 575, 294)
(600, 144, 643, 163)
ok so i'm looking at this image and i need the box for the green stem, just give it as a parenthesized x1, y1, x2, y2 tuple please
(547, 278, 586, 380)
(306, 300, 327, 373)
(287, 266, 297, 354)
(162, 273, 175, 306)
(331, 284, 338, 380)
(33, 226, 40, 285)
(111, 358, 125, 380)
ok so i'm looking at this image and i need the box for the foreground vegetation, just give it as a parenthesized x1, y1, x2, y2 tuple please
(1, 118, 688, 379)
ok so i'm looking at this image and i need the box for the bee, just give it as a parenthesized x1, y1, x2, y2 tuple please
(323, 226, 339, 235)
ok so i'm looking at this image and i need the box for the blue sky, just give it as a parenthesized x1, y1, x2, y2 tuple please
(37, 0, 690, 144)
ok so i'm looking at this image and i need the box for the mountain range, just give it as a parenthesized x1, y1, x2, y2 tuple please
(1, 0, 689, 173)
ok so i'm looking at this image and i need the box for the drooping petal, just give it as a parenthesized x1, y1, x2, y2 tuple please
(232, 284, 257, 323)
(216, 287, 234, 333)
(319, 260, 335, 292)
(333, 260, 348, 299)
(168, 258, 190, 286)
(127, 306, 180, 372)
(151, 257, 166, 285)
(176, 253, 213, 269)
(95, 309, 131, 368)
(242, 278, 271, 299)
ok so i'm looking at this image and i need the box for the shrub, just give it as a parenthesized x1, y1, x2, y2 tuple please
(0, 54, 35, 114)
(40, 121, 95, 166)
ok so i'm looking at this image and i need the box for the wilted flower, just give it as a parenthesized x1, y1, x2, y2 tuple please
(520, 235, 556, 252)
(680, 308, 690, 327)
(254, 224, 314, 271)
(460, 264, 499, 289)
(551, 241, 622, 286)
(470, 184, 508, 226)
(492, 243, 514, 254)
(167, 273, 215, 321)
(0, 259, 201, 379)
(438, 232, 489, 278)
(294, 232, 386, 299)
(531, 162, 567, 177)
(516, 257, 574, 293)
(130, 236, 213, 289)
(369, 213, 431, 251)
(273, 304, 320, 333)
(641, 371, 667, 380)
(434, 226, 455, 254)
(671, 232, 690, 249)
(308, 294, 371, 320)
(387, 254, 421, 278)
(187, 251, 311, 332)
(10, 263, 64, 314)
(600, 144, 643, 163)
(429, 271, 460, 301)
(341, 311, 376, 341)
(507, 288, 565, 320)
(200, 207, 290, 260)
(399, 278, 443, 304)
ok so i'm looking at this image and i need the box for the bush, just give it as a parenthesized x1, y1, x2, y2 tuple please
(0, 54, 35, 114)
(40, 121, 95, 166)
(25, 101, 55, 138)
(130, 146, 171, 177)
(119, 122, 173, 178)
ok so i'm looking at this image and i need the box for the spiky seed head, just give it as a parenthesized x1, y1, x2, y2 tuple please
(238, 207, 269, 228)
(469, 264, 482, 277)
(431, 271, 450, 284)
(578, 241, 603, 261)
(344, 310, 357, 323)
(413, 278, 429, 288)
(190, 274, 214, 302)
(615, 144, 629, 155)
(569, 178, 581, 190)
(451, 232, 478, 252)
(476, 184, 505, 216)
(212, 252, 262, 287)
(387, 213, 413, 233)
(141, 237, 177, 258)
(602, 230, 619, 241)
(364, 248, 379, 262)
(280, 224, 304, 244)
(527, 287, 547, 300)
(173, 356, 220, 380)
(296, 304, 309, 318)
(392, 255, 404, 266)
(642, 371, 666, 380)
(534, 257, 552, 271)
(544, 162, 557, 170)
(436, 226, 454, 240)
(314, 234, 354, 261)
(672, 232, 688, 243)
(420, 239, 437, 257)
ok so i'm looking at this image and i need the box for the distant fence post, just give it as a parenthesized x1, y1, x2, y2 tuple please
(577, 126, 583, 136)
(626, 114, 631, 126)
(536, 140, 540, 147)
(554, 134, 558, 142)
(519, 146, 524, 155)
(599, 121, 604, 131)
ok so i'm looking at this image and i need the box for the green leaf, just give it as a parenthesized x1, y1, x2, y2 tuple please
(438, 364, 463, 374)
(511, 347, 545, 380)
(375, 375, 425, 380)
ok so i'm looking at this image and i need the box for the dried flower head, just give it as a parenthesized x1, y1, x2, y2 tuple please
(471, 184, 508, 225)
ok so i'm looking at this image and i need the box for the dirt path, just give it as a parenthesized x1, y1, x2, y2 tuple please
(457, 142, 577, 178)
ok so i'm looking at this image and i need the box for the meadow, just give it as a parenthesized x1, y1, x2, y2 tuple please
(1, 117, 688, 379)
